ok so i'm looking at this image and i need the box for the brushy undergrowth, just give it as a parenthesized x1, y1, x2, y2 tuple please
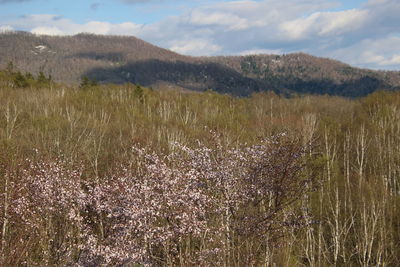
(1, 72, 400, 265)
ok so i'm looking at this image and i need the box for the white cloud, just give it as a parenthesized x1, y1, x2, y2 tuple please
(189, 11, 249, 31)
(280, 9, 369, 40)
(136, 0, 347, 56)
(0, 25, 13, 32)
(31, 26, 64, 35)
(381, 55, 400, 66)
(1, 0, 400, 69)
(280, 15, 315, 40)
(328, 36, 400, 69)
(169, 39, 222, 55)
(319, 9, 368, 35)
(8, 14, 142, 36)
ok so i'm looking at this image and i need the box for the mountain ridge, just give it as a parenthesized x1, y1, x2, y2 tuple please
(1, 31, 400, 96)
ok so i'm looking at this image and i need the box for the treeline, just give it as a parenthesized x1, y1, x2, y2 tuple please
(0, 62, 53, 89)
(0, 74, 400, 265)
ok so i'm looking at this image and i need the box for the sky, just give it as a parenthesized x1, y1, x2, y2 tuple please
(1, 0, 400, 70)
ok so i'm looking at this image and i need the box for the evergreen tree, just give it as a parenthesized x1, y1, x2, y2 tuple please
(133, 85, 144, 103)
(5, 61, 14, 74)
(13, 71, 29, 88)
(37, 71, 48, 84)
(80, 75, 98, 89)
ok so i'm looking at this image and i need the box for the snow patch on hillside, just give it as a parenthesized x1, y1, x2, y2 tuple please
(35, 45, 47, 51)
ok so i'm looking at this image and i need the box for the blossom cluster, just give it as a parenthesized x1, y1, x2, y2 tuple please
(1, 134, 315, 266)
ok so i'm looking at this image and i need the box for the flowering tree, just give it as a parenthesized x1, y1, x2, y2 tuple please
(1, 158, 84, 266)
(1, 134, 319, 266)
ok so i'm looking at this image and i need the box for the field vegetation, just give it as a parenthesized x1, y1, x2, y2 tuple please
(0, 67, 400, 266)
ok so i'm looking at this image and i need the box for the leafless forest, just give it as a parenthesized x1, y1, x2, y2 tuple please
(2, 32, 400, 97)
(0, 64, 400, 266)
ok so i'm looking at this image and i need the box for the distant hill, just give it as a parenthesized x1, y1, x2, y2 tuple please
(1, 31, 400, 96)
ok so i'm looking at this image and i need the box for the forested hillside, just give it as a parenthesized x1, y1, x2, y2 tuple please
(1, 31, 400, 97)
(0, 67, 399, 266)
(0, 31, 191, 84)
(209, 53, 400, 96)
